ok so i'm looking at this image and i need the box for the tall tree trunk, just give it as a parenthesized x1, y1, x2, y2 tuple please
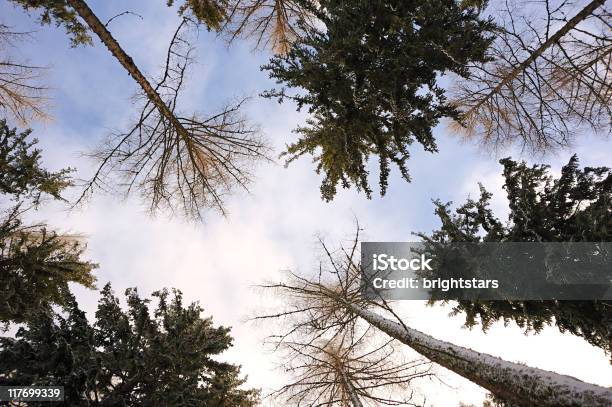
(466, 0, 607, 115)
(345, 303, 612, 407)
(65, 0, 189, 139)
(338, 365, 364, 407)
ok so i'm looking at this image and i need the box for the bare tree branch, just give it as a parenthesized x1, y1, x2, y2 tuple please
(223, 0, 317, 54)
(64, 0, 269, 220)
(271, 333, 433, 406)
(104, 11, 144, 27)
(453, 0, 611, 152)
(258, 229, 612, 407)
(0, 24, 49, 125)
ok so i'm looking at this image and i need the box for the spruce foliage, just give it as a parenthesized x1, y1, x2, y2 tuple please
(425, 155, 612, 358)
(262, 0, 494, 200)
(0, 284, 260, 406)
(0, 120, 72, 205)
(6, 0, 228, 46)
(0, 120, 96, 324)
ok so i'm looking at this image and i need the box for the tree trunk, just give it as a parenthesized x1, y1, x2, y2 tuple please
(338, 365, 364, 407)
(466, 0, 606, 115)
(65, 0, 189, 139)
(346, 304, 612, 407)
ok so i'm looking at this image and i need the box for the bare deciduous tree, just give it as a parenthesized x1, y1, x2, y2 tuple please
(260, 230, 612, 407)
(223, 0, 316, 54)
(453, 0, 611, 152)
(269, 327, 433, 406)
(0, 25, 48, 125)
(64, 0, 269, 220)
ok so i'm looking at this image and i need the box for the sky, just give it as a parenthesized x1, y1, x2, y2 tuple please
(1, 1, 611, 406)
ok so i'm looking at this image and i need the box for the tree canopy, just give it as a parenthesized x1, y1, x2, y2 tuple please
(6, 0, 228, 46)
(0, 209, 96, 324)
(0, 283, 260, 406)
(424, 155, 612, 358)
(0, 120, 96, 324)
(262, 0, 494, 200)
(0, 120, 72, 204)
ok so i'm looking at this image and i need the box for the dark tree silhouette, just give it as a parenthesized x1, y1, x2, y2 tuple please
(0, 121, 96, 324)
(423, 155, 612, 359)
(262, 0, 494, 201)
(0, 284, 259, 406)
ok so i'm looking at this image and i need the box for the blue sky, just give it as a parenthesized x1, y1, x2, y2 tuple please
(2, 1, 611, 405)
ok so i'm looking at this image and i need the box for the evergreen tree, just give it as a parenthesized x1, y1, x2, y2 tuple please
(0, 120, 72, 205)
(0, 209, 96, 324)
(424, 155, 612, 358)
(0, 120, 96, 324)
(4, 0, 91, 46)
(262, 0, 494, 200)
(0, 284, 260, 406)
(6, 0, 227, 46)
